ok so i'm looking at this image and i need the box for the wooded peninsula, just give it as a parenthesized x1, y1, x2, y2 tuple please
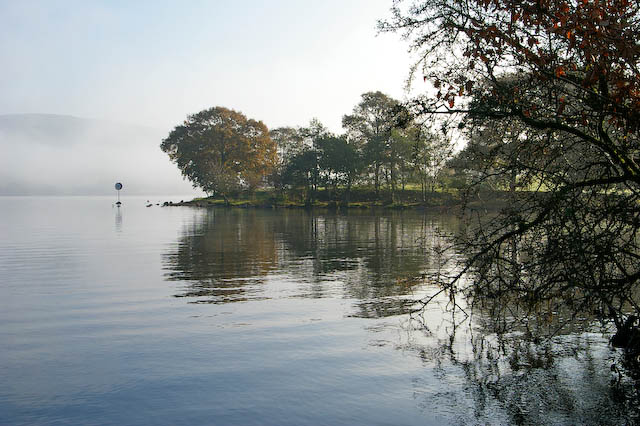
(160, 92, 505, 210)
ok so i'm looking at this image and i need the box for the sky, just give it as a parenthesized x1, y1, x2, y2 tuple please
(0, 0, 417, 134)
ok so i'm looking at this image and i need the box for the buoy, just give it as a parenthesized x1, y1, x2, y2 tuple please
(115, 182, 123, 206)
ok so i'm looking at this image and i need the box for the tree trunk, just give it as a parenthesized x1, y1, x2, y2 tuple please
(390, 163, 397, 203)
(345, 178, 352, 204)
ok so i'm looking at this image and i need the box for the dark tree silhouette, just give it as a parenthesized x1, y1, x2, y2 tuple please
(381, 0, 640, 351)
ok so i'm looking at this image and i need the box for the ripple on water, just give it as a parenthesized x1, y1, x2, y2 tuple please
(0, 197, 634, 425)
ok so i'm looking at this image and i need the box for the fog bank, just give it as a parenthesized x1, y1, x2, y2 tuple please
(0, 114, 202, 196)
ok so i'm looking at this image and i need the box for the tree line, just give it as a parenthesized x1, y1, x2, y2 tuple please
(161, 92, 462, 205)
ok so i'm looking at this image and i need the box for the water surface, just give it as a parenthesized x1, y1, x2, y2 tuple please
(0, 197, 632, 425)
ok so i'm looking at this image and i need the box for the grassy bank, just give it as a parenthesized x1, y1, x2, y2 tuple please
(164, 187, 512, 211)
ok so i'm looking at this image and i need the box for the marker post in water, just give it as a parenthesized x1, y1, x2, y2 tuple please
(115, 182, 123, 206)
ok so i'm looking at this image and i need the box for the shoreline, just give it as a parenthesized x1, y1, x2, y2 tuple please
(160, 189, 512, 212)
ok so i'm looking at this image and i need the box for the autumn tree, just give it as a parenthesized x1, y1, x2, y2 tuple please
(381, 1, 640, 347)
(388, 127, 414, 191)
(269, 126, 305, 193)
(316, 135, 363, 201)
(400, 124, 454, 199)
(278, 119, 331, 203)
(343, 91, 404, 197)
(161, 107, 277, 203)
(282, 150, 320, 203)
(383, 111, 414, 202)
(270, 126, 305, 164)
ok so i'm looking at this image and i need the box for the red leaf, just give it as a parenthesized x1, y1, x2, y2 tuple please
(557, 99, 566, 114)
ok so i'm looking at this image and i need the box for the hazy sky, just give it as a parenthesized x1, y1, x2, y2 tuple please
(0, 0, 415, 133)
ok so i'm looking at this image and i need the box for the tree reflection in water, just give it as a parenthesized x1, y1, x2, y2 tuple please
(162, 208, 457, 314)
(162, 208, 279, 303)
(162, 208, 639, 423)
(401, 289, 640, 425)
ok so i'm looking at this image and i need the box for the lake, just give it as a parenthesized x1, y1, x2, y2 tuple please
(0, 196, 634, 425)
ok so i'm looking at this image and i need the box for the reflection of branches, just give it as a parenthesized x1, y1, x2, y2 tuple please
(414, 226, 469, 320)
(401, 301, 640, 424)
(406, 220, 640, 421)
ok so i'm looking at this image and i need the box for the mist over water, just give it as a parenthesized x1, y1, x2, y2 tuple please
(0, 114, 202, 196)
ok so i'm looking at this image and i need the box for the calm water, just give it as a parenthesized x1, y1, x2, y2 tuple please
(0, 197, 634, 425)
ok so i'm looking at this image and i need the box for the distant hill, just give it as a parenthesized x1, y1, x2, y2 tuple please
(0, 114, 201, 196)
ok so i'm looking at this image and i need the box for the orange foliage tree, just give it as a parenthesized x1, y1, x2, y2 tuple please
(161, 107, 277, 202)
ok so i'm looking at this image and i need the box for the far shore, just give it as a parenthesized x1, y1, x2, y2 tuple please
(159, 188, 512, 212)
